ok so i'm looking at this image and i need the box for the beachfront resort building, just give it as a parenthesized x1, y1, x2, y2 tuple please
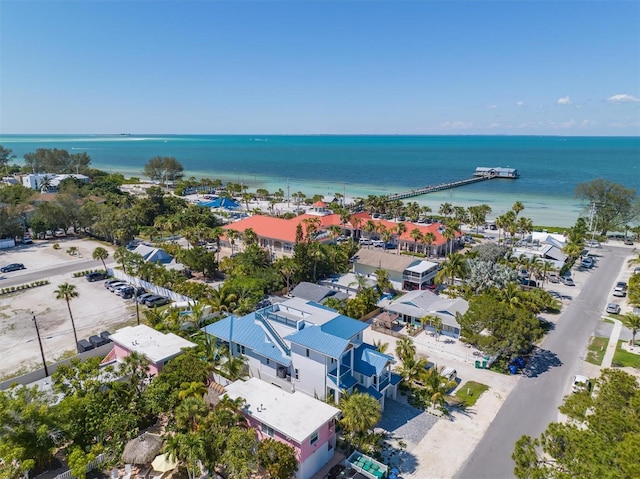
(203, 298, 402, 410)
(224, 378, 341, 479)
(222, 211, 456, 257)
(101, 324, 196, 376)
(379, 290, 468, 339)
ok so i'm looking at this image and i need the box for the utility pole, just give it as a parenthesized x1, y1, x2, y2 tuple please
(32, 313, 49, 377)
(134, 288, 140, 325)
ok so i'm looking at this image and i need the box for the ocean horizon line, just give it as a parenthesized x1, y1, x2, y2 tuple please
(2, 133, 640, 139)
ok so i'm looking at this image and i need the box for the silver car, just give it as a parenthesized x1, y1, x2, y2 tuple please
(606, 303, 621, 314)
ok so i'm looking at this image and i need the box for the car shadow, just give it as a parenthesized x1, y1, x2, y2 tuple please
(523, 348, 563, 378)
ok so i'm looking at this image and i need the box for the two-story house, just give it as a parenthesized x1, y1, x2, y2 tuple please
(225, 378, 341, 479)
(203, 298, 401, 410)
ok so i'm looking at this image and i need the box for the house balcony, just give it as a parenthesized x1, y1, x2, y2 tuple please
(378, 375, 390, 391)
(327, 366, 357, 389)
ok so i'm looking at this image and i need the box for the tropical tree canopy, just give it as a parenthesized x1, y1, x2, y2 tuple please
(575, 179, 639, 235)
(513, 369, 640, 479)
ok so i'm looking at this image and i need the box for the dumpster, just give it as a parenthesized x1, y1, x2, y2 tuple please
(482, 360, 488, 369)
(475, 360, 481, 369)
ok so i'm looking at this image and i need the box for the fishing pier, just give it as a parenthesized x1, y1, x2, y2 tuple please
(386, 167, 518, 201)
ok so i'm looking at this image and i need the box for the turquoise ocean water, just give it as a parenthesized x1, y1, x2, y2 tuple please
(1, 135, 638, 227)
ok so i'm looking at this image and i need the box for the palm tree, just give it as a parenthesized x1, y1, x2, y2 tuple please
(394, 222, 407, 253)
(423, 232, 436, 258)
(410, 228, 423, 254)
(512, 201, 525, 217)
(423, 366, 455, 410)
(92, 246, 109, 271)
(207, 285, 238, 313)
(438, 202, 453, 219)
(395, 336, 416, 364)
(436, 252, 468, 286)
(54, 283, 79, 350)
(178, 381, 209, 401)
(622, 313, 640, 346)
(165, 432, 205, 479)
(113, 246, 129, 274)
(396, 354, 430, 388)
(339, 391, 382, 446)
(349, 273, 369, 294)
(226, 229, 240, 254)
(443, 225, 457, 255)
(373, 339, 389, 353)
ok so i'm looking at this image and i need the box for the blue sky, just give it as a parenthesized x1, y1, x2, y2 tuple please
(1, 1, 639, 135)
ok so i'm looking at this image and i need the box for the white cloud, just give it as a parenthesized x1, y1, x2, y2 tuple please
(607, 94, 640, 103)
(487, 104, 498, 109)
(557, 96, 572, 105)
(516, 101, 525, 107)
(440, 121, 473, 130)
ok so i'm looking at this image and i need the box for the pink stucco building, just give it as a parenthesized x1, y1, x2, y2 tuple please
(103, 324, 196, 375)
(225, 378, 341, 479)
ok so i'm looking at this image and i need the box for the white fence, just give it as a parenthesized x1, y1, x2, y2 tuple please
(107, 269, 192, 303)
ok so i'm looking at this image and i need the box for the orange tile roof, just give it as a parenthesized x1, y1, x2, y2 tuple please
(224, 212, 458, 246)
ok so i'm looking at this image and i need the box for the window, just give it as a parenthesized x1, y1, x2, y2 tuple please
(295, 368, 299, 380)
(266, 358, 270, 366)
(310, 430, 319, 445)
(261, 423, 274, 437)
(306, 348, 310, 357)
(373, 375, 377, 386)
(235, 344, 245, 354)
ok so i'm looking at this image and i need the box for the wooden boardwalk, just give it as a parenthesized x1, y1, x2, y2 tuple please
(386, 175, 488, 201)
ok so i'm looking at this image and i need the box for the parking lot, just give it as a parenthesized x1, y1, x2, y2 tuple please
(0, 238, 135, 380)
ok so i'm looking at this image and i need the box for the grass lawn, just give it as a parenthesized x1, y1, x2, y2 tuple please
(455, 381, 489, 407)
(585, 336, 608, 365)
(603, 317, 615, 324)
(612, 340, 640, 368)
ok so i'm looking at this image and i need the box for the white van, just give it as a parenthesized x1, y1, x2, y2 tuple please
(441, 367, 457, 382)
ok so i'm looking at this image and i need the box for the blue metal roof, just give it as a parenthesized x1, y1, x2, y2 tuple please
(321, 315, 369, 340)
(353, 343, 393, 377)
(390, 372, 403, 386)
(354, 384, 383, 401)
(286, 326, 350, 358)
(202, 314, 291, 366)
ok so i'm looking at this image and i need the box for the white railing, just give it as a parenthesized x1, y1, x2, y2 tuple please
(50, 453, 105, 479)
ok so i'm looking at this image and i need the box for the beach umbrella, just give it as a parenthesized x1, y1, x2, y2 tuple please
(151, 453, 178, 473)
(122, 432, 163, 465)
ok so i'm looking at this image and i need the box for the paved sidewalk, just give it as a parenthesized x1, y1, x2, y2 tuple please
(601, 318, 622, 368)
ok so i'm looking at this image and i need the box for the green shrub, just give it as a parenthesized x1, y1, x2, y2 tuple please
(53, 243, 61, 250)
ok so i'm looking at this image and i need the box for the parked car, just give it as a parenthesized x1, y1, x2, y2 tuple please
(107, 281, 127, 292)
(115, 286, 134, 298)
(613, 285, 627, 297)
(560, 276, 575, 286)
(136, 293, 156, 304)
(359, 238, 372, 245)
(86, 271, 109, 282)
(581, 257, 594, 268)
(105, 279, 121, 289)
(145, 296, 171, 308)
(624, 238, 634, 245)
(548, 272, 560, 283)
(586, 240, 601, 248)
(521, 279, 537, 287)
(606, 303, 621, 314)
(572, 375, 592, 393)
(616, 281, 628, 291)
(372, 240, 385, 248)
(1, 263, 25, 273)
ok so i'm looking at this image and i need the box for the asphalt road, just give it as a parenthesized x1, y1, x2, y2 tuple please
(455, 245, 628, 479)
(0, 258, 116, 287)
